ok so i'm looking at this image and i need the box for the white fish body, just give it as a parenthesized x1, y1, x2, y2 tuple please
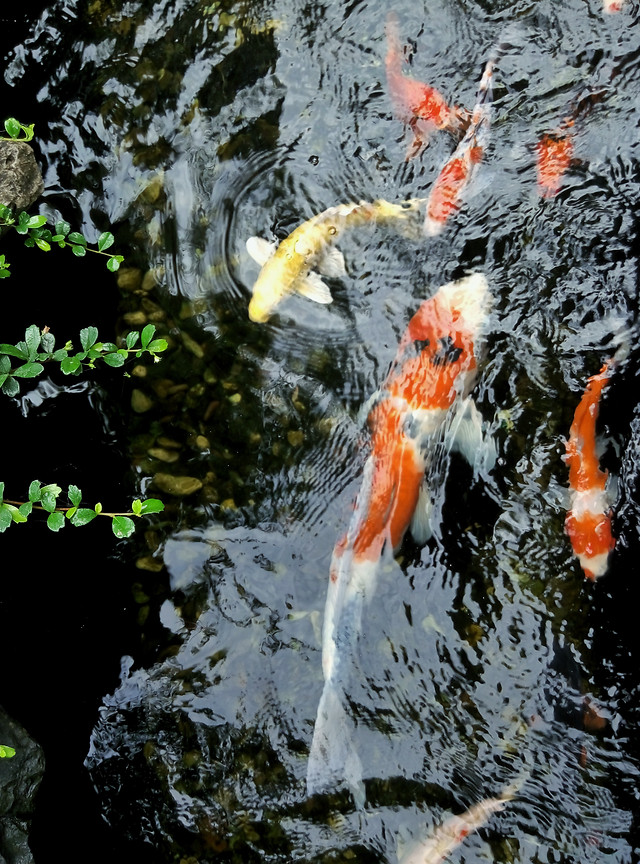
(398, 781, 522, 864)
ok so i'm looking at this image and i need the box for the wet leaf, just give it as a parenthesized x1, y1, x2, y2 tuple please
(112, 515, 135, 538)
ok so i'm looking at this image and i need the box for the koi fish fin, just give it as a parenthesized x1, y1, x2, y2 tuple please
(307, 683, 365, 807)
(316, 246, 347, 278)
(296, 271, 334, 305)
(410, 481, 434, 546)
(246, 235, 277, 266)
(449, 398, 497, 478)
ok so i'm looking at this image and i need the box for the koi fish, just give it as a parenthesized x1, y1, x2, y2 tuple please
(397, 780, 521, 864)
(604, 0, 626, 12)
(535, 118, 575, 198)
(246, 198, 423, 322)
(423, 56, 495, 236)
(385, 11, 467, 159)
(307, 273, 493, 805)
(564, 358, 616, 580)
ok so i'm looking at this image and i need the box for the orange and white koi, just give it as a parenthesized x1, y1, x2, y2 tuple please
(385, 12, 467, 159)
(535, 117, 575, 198)
(397, 779, 522, 864)
(306, 273, 493, 805)
(564, 358, 616, 580)
(423, 56, 495, 236)
(604, 0, 626, 12)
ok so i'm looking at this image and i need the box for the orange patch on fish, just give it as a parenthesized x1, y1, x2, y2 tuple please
(536, 122, 575, 198)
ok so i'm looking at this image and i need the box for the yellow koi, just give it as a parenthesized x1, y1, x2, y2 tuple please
(246, 198, 423, 322)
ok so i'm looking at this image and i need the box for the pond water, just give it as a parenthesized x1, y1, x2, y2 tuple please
(5, 0, 640, 860)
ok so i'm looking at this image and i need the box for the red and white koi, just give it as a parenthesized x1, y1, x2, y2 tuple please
(423, 56, 495, 236)
(306, 273, 493, 805)
(535, 117, 575, 198)
(385, 12, 467, 159)
(603, 0, 626, 12)
(397, 779, 522, 864)
(564, 358, 617, 580)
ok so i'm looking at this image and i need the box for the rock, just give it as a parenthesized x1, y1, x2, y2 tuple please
(131, 389, 155, 413)
(0, 704, 45, 864)
(152, 473, 202, 496)
(0, 141, 44, 211)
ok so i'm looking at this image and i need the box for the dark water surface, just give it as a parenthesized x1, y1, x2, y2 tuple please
(4, 0, 640, 861)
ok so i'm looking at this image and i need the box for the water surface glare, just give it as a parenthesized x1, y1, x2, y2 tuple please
(8, 0, 640, 859)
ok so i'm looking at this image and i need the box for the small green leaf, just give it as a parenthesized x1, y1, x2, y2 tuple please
(40, 331, 55, 353)
(24, 324, 41, 359)
(68, 485, 82, 507)
(54, 220, 71, 236)
(68, 232, 87, 246)
(66, 507, 77, 520)
(1, 378, 20, 397)
(60, 356, 82, 374)
(47, 511, 65, 532)
(97, 232, 114, 252)
(28, 480, 42, 502)
(131, 499, 143, 516)
(5, 504, 27, 524)
(19, 502, 33, 518)
(0, 481, 3, 503)
(41, 491, 59, 513)
(112, 516, 135, 538)
(102, 353, 125, 367)
(0, 506, 13, 532)
(94, 502, 103, 515)
(147, 339, 168, 353)
(140, 324, 156, 349)
(12, 362, 44, 378)
(139, 498, 165, 514)
(0, 344, 28, 359)
(125, 331, 140, 350)
(80, 326, 99, 351)
(70, 508, 97, 527)
(35, 238, 51, 252)
(0, 745, 16, 758)
(27, 215, 47, 229)
(4, 118, 21, 138)
(107, 256, 123, 272)
(71, 244, 87, 257)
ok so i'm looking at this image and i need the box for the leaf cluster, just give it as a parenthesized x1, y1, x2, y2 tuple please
(0, 480, 164, 538)
(0, 205, 124, 273)
(0, 323, 168, 397)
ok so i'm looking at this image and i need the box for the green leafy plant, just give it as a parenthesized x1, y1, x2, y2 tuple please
(0, 323, 168, 397)
(0, 481, 164, 538)
(0, 205, 124, 273)
(1, 117, 34, 142)
(0, 745, 16, 758)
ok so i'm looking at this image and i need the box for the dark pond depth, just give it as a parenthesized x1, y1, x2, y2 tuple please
(3, 0, 640, 861)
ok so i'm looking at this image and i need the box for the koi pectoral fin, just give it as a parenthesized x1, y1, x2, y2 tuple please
(307, 683, 365, 808)
(316, 245, 347, 278)
(295, 271, 334, 305)
(246, 235, 277, 265)
(449, 397, 497, 478)
(410, 481, 434, 546)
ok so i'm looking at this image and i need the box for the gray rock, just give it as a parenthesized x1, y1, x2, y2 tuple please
(0, 141, 44, 212)
(0, 705, 45, 864)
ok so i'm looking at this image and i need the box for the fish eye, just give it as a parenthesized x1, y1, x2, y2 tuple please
(328, 225, 337, 235)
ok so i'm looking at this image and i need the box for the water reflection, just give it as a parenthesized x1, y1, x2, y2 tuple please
(6, 0, 640, 858)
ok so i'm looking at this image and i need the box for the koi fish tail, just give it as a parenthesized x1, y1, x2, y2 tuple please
(307, 682, 365, 808)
